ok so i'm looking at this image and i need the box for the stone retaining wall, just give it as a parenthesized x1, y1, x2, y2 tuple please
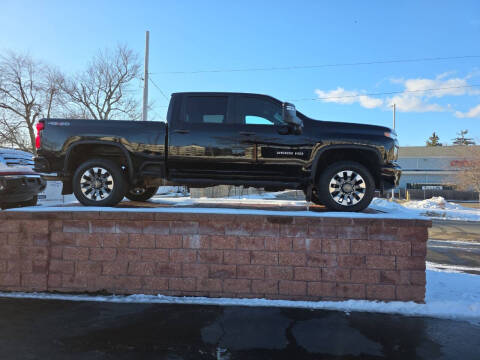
(0, 211, 430, 302)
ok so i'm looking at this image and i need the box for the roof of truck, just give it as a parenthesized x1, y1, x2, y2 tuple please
(171, 92, 283, 102)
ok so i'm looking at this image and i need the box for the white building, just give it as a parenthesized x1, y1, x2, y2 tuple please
(397, 146, 478, 198)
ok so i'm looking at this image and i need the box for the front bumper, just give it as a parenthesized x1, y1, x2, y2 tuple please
(0, 174, 46, 204)
(380, 163, 401, 191)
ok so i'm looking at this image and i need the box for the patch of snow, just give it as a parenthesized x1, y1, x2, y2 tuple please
(223, 192, 280, 200)
(6, 203, 424, 220)
(156, 186, 188, 195)
(404, 197, 466, 211)
(371, 197, 480, 222)
(37, 181, 77, 205)
(427, 262, 480, 273)
(0, 268, 478, 322)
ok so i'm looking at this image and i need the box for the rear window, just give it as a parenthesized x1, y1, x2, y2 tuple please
(185, 96, 228, 124)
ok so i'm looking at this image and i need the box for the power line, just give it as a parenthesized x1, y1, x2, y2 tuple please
(288, 84, 480, 102)
(155, 55, 480, 74)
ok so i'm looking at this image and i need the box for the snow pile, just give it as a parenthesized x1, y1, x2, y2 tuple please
(369, 198, 414, 214)
(0, 267, 478, 322)
(402, 197, 480, 221)
(403, 197, 465, 211)
(370, 197, 480, 222)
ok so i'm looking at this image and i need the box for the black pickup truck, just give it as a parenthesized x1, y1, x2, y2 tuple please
(34, 92, 400, 211)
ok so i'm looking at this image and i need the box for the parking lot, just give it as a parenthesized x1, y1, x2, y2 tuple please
(1, 298, 479, 359)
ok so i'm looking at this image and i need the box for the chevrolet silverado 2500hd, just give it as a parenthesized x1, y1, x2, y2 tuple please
(34, 92, 400, 211)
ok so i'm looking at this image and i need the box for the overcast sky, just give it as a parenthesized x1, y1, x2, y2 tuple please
(1, 0, 479, 145)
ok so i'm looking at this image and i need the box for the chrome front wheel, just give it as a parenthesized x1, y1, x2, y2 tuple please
(328, 170, 366, 206)
(317, 161, 374, 212)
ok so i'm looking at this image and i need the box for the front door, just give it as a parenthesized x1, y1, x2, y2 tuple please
(234, 95, 312, 181)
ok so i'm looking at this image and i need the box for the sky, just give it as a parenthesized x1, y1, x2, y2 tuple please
(1, 0, 479, 146)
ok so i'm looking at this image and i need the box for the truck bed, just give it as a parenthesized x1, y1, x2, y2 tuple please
(36, 119, 167, 174)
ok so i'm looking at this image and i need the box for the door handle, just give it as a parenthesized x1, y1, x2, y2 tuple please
(239, 131, 256, 136)
(173, 129, 190, 134)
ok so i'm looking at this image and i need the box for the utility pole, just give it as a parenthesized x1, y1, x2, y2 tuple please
(392, 103, 396, 130)
(142, 30, 150, 121)
(391, 103, 396, 201)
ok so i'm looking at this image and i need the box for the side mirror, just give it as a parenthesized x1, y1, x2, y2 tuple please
(283, 102, 303, 128)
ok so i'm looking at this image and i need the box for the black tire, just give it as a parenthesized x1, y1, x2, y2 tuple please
(317, 161, 375, 212)
(125, 186, 159, 202)
(73, 158, 127, 207)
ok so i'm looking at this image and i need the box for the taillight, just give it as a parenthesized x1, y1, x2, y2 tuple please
(35, 121, 45, 149)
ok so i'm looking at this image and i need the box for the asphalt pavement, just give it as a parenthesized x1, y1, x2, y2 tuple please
(426, 219, 480, 274)
(0, 298, 479, 359)
(427, 239, 480, 274)
(429, 219, 480, 242)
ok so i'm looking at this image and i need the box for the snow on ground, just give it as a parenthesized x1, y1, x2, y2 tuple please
(148, 193, 306, 208)
(17, 192, 480, 222)
(370, 197, 480, 222)
(7, 202, 425, 220)
(0, 266, 478, 323)
(29, 193, 480, 222)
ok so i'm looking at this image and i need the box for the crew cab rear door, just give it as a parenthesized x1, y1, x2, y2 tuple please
(234, 94, 311, 180)
(167, 94, 254, 179)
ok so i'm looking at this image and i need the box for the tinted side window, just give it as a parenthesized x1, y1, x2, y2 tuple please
(236, 97, 283, 126)
(185, 96, 228, 124)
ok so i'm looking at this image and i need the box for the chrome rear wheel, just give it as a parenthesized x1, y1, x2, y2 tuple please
(80, 167, 115, 201)
(73, 158, 127, 207)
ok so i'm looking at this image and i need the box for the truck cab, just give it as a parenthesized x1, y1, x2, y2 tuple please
(167, 92, 310, 187)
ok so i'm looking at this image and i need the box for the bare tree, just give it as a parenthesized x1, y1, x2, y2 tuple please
(61, 45, 141, 120)
(0, 52, 59, 154)
(0, 111, 32, 151)
(454, 146, 480, 201)
(43, 67, 67, 119)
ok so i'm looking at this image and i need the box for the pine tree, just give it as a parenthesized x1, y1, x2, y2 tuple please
(426, 132, 442, 146)
(452, 130, 476, 146)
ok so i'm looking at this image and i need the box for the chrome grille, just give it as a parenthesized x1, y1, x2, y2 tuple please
(0, 148, 34, 168)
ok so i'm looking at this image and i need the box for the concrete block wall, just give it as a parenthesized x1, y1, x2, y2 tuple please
(0, 211, 430, 302)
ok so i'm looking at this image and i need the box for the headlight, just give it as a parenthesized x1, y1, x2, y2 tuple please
(384, 130, 397, 139)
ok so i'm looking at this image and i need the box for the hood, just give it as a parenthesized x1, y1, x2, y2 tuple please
(0, 147, 35, 168)
(299, 115, 392, 135)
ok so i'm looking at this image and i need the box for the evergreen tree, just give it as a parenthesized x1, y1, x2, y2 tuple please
(426, 132, 442, 146)
(452, 130, 476, 146)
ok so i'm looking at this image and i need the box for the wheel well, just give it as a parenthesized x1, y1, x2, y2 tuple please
(65, 144, 130, 176)
(313, 148, 381, 187)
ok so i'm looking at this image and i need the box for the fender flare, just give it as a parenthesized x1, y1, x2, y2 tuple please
(310, 144, 383, 182)
(63, 140, 135, 182)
